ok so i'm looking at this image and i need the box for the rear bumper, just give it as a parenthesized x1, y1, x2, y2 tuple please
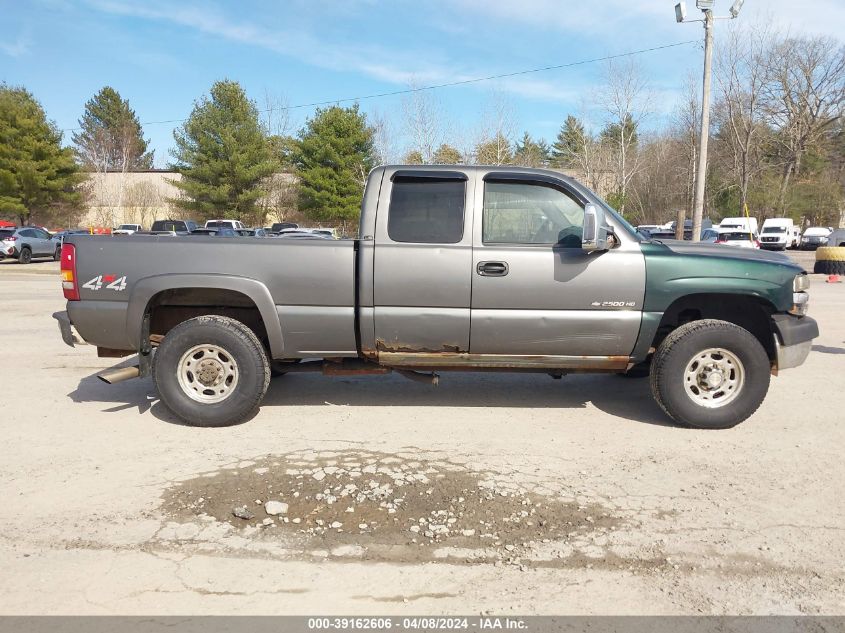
(771, 314, 818, 371)
(53, 311, 88, 347)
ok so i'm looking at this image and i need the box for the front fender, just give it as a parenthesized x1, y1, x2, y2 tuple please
(126, 273, 284, 358)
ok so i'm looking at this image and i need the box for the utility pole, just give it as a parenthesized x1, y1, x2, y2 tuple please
(675, 0, 744, 241)
(692, 9, 713, 243)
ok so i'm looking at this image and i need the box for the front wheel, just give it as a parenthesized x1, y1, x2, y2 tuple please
(153, 315, 270, 427)
(650, 320, 770, 429)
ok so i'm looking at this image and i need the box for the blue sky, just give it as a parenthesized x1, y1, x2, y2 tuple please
(3, 0, 843, 167)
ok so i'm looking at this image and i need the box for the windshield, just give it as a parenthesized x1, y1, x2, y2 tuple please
(117, 225, 136, 230)
(721, 232, 754, 241)
(763, 226, 786, 233)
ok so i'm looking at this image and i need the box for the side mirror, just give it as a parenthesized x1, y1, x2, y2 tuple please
(582, 203, 610, 252)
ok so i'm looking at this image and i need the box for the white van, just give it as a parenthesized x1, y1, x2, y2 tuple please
(759, 218, 796, 251)
(719, 217, 758, 235)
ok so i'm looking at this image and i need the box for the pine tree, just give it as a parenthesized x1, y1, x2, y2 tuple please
(432, 144, 463, 164)
(170, 80, 278, 224)
(73, 86, 153, 171)
(551, 115, 587, 168)
(514, 132, 550, 167)
(295, 104, 376, 225)
(600, 114, 638, 150)
(0, 85, 82, 225)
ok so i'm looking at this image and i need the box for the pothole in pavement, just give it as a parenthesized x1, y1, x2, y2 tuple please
(160, 449, 628, 566)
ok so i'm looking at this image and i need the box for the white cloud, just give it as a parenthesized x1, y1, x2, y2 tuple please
(0, 32, 31, 58)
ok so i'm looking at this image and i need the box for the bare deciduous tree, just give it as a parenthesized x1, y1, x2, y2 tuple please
(472, 88, 517, 165)
(401, 82, 448, 164)
(597, 59, 652, 214)
(763, 36, 845, 214)
(716, 24, 772, 216)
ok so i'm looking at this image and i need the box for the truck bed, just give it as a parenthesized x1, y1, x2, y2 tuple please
(66, 235, 357, 358)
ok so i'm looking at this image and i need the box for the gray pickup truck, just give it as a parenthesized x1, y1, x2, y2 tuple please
(55, 165, 818, 429)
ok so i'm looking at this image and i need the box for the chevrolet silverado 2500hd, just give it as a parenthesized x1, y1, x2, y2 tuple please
(54, 165, 818, 429)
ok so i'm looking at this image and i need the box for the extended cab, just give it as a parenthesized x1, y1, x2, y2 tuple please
(54, 166, 818, 429)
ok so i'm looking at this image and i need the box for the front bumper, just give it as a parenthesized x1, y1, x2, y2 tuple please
(53, 311, 87, 347)
(771, 314, 818, 371)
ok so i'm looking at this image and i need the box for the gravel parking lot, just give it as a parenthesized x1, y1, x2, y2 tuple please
(0, 255, 843, 615)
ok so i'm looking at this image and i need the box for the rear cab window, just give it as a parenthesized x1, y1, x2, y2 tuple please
(387, 176, 466, 244)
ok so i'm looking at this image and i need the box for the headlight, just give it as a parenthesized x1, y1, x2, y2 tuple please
(793, 274, 810, 292)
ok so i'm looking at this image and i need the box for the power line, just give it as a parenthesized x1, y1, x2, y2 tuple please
(61, 39, 698, 132)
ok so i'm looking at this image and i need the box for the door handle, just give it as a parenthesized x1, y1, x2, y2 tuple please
(476, 261, 509, 277)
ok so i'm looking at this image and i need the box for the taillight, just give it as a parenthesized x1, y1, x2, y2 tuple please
(5, 236, 17, 242)
(60, 243, 79, 301)
(716, 239, 726, 243)
(754, 240, 761, 248)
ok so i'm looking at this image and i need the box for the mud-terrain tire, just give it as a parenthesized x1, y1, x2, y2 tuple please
(153, 315, 270, 427)
(813, 259, 845, 275)
(650, 319, 770, 430)
(18, 247, 31, 264)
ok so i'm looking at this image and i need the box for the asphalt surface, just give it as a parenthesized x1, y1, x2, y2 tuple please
(0, 253, 842, 615)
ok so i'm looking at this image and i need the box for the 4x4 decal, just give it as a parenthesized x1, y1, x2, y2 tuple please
(82, 275, 127, 292)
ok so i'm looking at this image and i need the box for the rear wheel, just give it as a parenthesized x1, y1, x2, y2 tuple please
(153, 315, 270, 427)
(18, 247, 31, 264)
(650, 320, 770, 429)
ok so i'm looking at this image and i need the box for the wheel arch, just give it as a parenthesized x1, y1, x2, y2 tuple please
(126, 274, 284, 358)
(640, 293, 778, 363)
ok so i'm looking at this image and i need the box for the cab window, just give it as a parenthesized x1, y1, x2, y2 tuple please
(482, 180, 584, 247)
(387, 177, 465, 244)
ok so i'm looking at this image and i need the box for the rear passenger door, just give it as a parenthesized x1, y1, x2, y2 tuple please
(373, 170, 474, 354)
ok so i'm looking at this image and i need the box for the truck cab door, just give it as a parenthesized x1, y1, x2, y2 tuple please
(469, 173, 645, 358)
(371, 169, 474, 357)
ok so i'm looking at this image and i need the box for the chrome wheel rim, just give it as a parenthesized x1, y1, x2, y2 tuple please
(176, 344, 239, 403)
(683, 347, 745, 408)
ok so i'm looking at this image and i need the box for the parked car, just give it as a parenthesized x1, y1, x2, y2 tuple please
(308, 228, 338, 239)
(150, 219, 197, 234)
(113, 224, 143, 236)
(826, 228, 845, 247)
(205, 220, 245, 230)
(759, 218, 796, 251)
(190, 228, 238, 237)
(235, 228, 267, 237)
(273, 230, 333, 239)
(51, 229, 90, 246)
(55, 164, 817, 431)
(0, 226, 60, 263)
(700, 228, 720, 243)
(800, 227, 832, 250)
(715, 229, 761, 249)
(270, 222, 299, 234)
